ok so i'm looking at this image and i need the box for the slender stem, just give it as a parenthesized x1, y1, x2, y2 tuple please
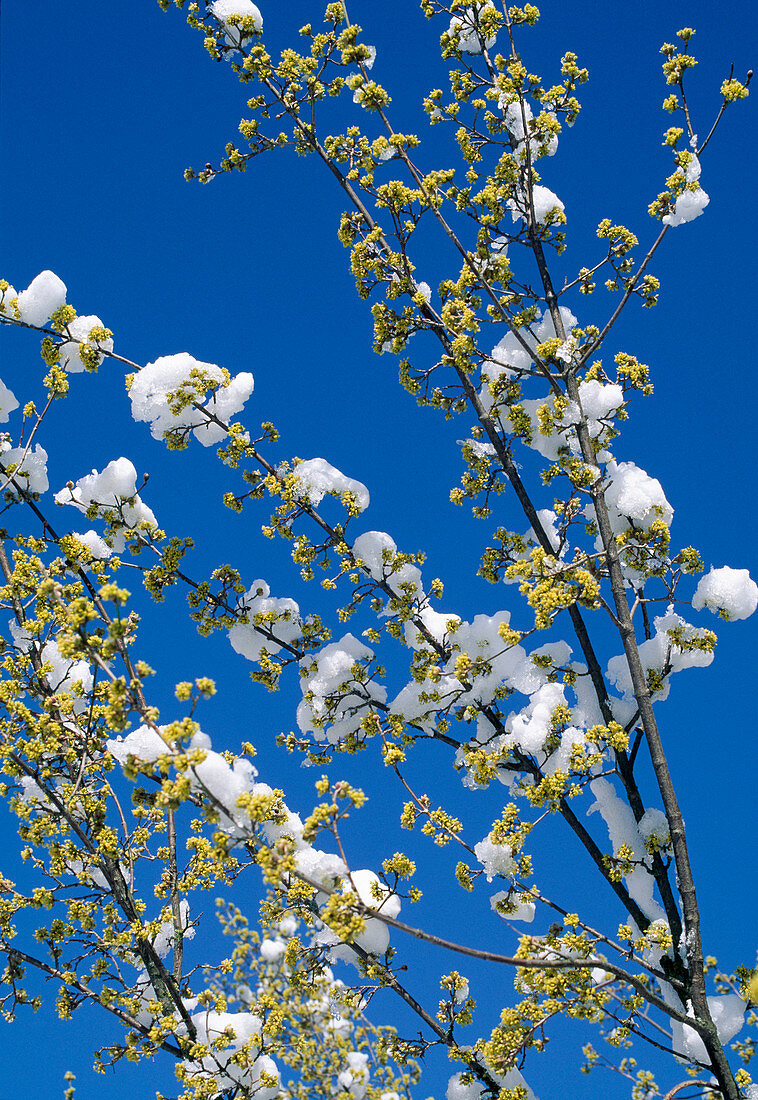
(524, 208, 735, 1094)
(0, 945, 185, 1058)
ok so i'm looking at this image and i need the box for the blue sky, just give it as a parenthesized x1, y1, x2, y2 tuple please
(1, 1, 757, 1098)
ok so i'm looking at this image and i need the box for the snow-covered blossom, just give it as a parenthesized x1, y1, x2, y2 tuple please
(108, 725, 266, 839)
(353, 530, 423, 594)
(15, 270, 67, 327)
(692, 565, 758, 621)
(460, 676, 583, 785)
(291, 457, 370, 513)
(337, 1050, 369, 1099)
(490, 889, 536, 923)
(452, 976, 470, 1005)
(0, 443, 49, 495)
(392, 612, 557, 743)
(69, 530, 112, 559)
(452, 613, 528, 702)
(483, 306, 577, 384)
(447, 1066, 537, 1100)
(498, 378, 623, 463)
(210, 0, 263, 50)
(447, 5, 497, 53)
(106, 723, 406, 972)
(606, 609, 715, 712)
(587, 777, 666, 924)
(228, 580, 301, 662)
(129, 352, 254, 446)
(152, 899, 195, 958)
(180, 1010, 279, 1096)
(8, 621, 94, 714)
(189, 736, 261, 837)
(497, 509, 564, 587)
(663, 159, 709, 227)
(638, 808, 670, 849)
(501, 99, 558, 159)
(59, 314, 113, 372)
(507, 681, 568, 757)
(335, 869, 401, 959)
(310, 865, 403, 964)
(508, 184, 564, 225)
(0, 282, 18, 316)
(473, 833, 516, 881)
(353, 529, 461, 651)
(0, 379, 19, 422)
(297, 633, 386, 745)
(55, 457, 157, 551)
(259, 803, 304, 849)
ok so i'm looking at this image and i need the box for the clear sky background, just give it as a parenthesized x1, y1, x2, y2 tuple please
(1, 2, 757, 1098)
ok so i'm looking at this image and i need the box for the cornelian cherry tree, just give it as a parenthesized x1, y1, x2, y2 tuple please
(1, 3, 756, 1100)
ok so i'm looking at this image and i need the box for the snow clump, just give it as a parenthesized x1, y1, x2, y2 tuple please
(447, 5, 497, 53)
(68, 530, 112, 559)
(0, 443, 49, 496)
(502, 99, 558, 159)
(129, 353, 254, 446)
(600, 460, 673, 533)
(483, 305, 577, 385)
(671, 994, 746, 1065)
(337, 1050, 369, 1099)
(474, 833, 516, 882)
(228, 579, 301, 662)
(55, 457, 158, 551)
(663, 155, 709, 227)
(59, 315, 113, 372)
(297, 633, 387, 746)
(490, 889, 536, 923)
(587, 776, 666, 925)
(180, 1010, 279, 1096)
(210, 0, 263, 49)
(508, 184, 564, 225)
(152, 899, 195, 959)
(447, 1066, 537, 1100)
(353, 530, 423, 592)
(8, 620, 94, 711)
(38, 638, 93, 698)
(108, 725, 265, 840)
(107, 725, 175, 766)
(692, 566, 758, 621)
(15, 270, 67, 327)
(663, 186, 710, 226)
(575, 378, 625, 436)
(638, 808, 670, 850)
(107, 726, 405, 963)
(315, 868, 402, 961)
(606, 609, 715, 715)
(291, 457, 370, 513)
